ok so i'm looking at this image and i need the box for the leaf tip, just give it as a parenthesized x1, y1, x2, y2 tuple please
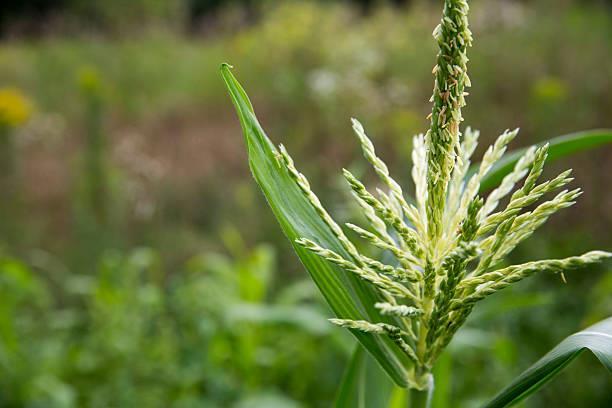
(220, 62, 234, 72)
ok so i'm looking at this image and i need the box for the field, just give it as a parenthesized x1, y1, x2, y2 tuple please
(0, 1, 611, 407)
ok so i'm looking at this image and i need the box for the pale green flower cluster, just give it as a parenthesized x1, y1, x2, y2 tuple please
(281, 117, 609, 387)
(272, 0, 610, 389)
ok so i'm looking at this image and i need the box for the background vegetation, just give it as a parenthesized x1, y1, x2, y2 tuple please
(0, 0, 610, 406)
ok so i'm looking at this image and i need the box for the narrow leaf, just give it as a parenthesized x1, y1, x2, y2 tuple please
(221, 64, 412, 386)
(484, 316, 612, 408)
(335, 346, 400, 408)
(335, 347, 367, 408)
(477, 130, 612, 191)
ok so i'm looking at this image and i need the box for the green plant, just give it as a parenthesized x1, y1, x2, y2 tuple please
(0, 243, 342, 407)
(223, 0, 612, 406)
(77, 66, 109, 225)
(0, 87, 32, 245)
(71, 66, 124, 272)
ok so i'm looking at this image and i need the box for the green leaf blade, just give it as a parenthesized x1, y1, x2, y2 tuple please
(478, 130, 612, 192)
(335, 347, 368, 408)
(484, 317, 612, 408)
(221, 64, 413, 387)
(335, 346, 404, 408)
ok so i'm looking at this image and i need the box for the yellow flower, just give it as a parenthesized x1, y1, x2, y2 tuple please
(0, 87, 33, 128)
(532, 77, 568, 104)
(77, 66, 102, 95)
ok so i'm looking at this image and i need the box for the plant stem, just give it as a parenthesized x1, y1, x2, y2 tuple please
(0, 126, 19, 243)
(84, 90, 107, 225)
(409, 376, 434, 408)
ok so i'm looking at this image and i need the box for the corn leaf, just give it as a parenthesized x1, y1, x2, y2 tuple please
(334, 345, 407, 408)
(478, 129, 612, 191)
(221, 64, 413, 386)
(336, 346, 412, 408)
(335, 347, 393, 408)
(334, 348, 366, 408)
(484, 316, 612, 407)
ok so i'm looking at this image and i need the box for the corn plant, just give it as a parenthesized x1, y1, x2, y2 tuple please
(222, 1, 612, 406)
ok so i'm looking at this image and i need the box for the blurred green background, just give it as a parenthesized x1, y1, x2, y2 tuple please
(0, 0, 611, 406)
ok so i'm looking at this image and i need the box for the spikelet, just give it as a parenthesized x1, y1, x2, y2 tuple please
(375, 302, 423, 317)
(446, 127, 479, 223)
(330, 319, 419, 363)
(412, 133, 428, 238)
(455, 251, 611, 307)
(480, 145, 537, 218)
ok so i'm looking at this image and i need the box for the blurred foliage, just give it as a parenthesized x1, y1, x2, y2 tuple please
(0, 244, 345, 407)
(0, 0, 610, 406)
(0, 0, 414, 36)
